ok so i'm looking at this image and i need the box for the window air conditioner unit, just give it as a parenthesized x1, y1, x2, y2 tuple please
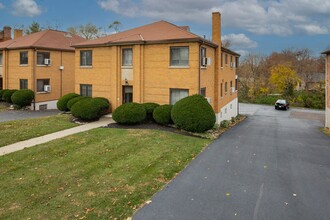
(44, 85, 51, 92)
(231, 87, 235, 93)
(207, 57, 211, 66)
(44, 59, 51, 65)
(206, 97, 211, 104)
(202, 57, 207, 66)
(230, 62, 235, 68)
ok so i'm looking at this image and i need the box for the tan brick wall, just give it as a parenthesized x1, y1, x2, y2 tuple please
(218, 51, 238, 113)
(3, 49, 75, 103)
(75, 42, 239, 114)
(326, 55, 330, 128)
(327, 55, 330, 109)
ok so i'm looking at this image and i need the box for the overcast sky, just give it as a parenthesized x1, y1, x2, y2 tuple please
(0, 0, 329, 57)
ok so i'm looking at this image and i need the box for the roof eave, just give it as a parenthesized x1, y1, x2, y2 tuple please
(321, 50, 330, 55)
(73, 38, 218, 48)
(3, 46, 75, 52)
(221, 47, 241, 57)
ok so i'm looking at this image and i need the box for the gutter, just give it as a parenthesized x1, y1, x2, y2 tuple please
(33, 48, 36, 111)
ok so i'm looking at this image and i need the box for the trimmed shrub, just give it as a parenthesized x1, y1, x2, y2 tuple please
(71, 98, 110, 121)
(67, 96, 89, 110)
(112, 102, 146, 125)
(94, 97, 110, 104)
(171, 94, 215, 133)
(11, 89, 35, 107)
(153, 104, 173, 125)
(142, 102, 160, 121)
(93, 97, 111, 115)
(3, 90, 18, 103)
(0, 90, 8, 101)
(57, 93, 80, 111)
(220, 120, 230, 128)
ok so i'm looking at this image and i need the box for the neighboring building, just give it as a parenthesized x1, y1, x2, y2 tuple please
(322, 50, 330, 128)
(73, 12, 240, 123)
(0, 30, 85, 110)
(296, 72, 325, 91)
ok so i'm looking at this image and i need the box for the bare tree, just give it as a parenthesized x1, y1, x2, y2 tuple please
(109, 21, 122, 33)
(67, 23, 102, 39)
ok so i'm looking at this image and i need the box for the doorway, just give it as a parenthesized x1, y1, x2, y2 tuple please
(123, 86, 133, 104)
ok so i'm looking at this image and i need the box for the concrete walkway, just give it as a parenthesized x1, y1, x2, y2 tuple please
(0, 116, 114, 156)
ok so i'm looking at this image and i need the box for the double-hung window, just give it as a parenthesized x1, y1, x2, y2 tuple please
(80, 84, 92, 97)
(122, 48, 133, 66)
(37, 52, 50, 65)
(200, 47, 206, 67)
(170, 47, 189, 67)
(20, 79, 28, 89)
(170, 89, 188, 105)
(0, 52, 3, 66)
(20, 51, 28, 65)
(37, 79, 50, 92)
(80, 50, 92, 66)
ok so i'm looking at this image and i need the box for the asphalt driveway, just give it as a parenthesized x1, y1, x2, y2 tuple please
(0, 109, 61, 122)
(133, 104, 330, 220)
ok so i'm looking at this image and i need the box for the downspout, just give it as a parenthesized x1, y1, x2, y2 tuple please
(5, 49, 8, 89)
(60, 51, 63, 97)
(198, 43, 201, 95)
(33, 48, 37, 110)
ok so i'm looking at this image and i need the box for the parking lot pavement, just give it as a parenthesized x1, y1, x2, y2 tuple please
(134, 103, 329, 220)
(0, 109, 61, 122)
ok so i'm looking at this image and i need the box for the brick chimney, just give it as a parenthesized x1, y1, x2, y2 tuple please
(14, 29, 23, 39)
(212, 12, 222, 48)
(3, 26, 12, 41)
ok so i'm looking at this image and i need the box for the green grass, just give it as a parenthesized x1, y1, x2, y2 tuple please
(0, 115, 78, 147)
(0, 128, 210, 219)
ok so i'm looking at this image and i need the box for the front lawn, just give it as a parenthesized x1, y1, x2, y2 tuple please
(0, 114, 78, 147)
(0, 128, 211, 219)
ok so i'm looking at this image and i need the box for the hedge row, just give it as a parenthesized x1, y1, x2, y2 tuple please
(0, 89, 35, 107)
(112, 95, 216, 133)
(57, 93, 111, 121)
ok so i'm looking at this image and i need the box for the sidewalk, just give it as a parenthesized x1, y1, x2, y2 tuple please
(0, 116, 114, 156)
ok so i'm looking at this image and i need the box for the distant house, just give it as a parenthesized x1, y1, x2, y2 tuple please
(0, 30, 85, 110)
(73, 12, 240, 123)
(322, 50, 330, 128)
(296, 72, 325, 91)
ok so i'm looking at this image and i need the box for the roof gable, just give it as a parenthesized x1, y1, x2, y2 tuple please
(0, 30, 86, 51)
(73, 20, 216, 47)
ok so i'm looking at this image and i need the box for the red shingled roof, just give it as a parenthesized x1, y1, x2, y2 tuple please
(0, 29, 86, 51)
(73, 20, 217, 47)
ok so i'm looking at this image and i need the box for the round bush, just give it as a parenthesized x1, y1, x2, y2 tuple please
(57, 93, 80, 111)
(112, 103, 146, 125)
(142, 102, 160, 120)
(0, 90, 9, 101)
(93, 97, 111, 115)
(67, 96, 89, 110)
(11, 89, 35, 107)
(171, 94, 216, 133)
(71, 98, 109, 121)
(3, 90, 18, 103)
(153, 104, 173, 125)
